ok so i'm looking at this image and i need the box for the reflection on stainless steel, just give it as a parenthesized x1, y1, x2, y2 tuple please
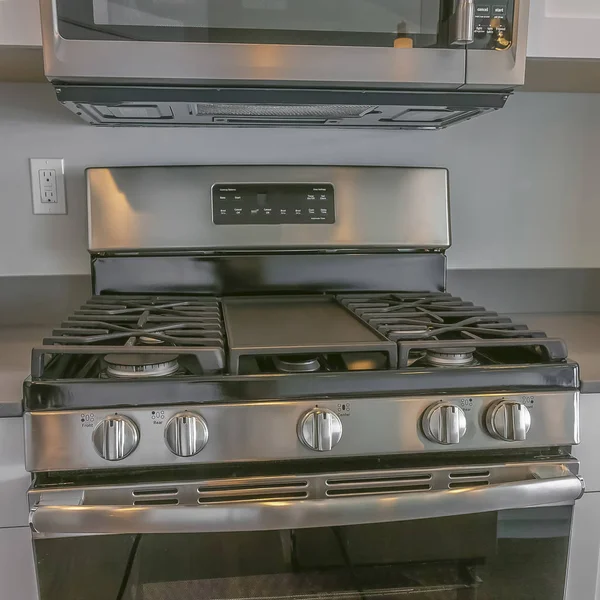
(340, 352, 387, 371)
(29, 461, 583, 538)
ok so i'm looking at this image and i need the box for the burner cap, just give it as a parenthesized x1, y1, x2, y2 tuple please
(273, 355, 321, 374)
(104, 353, 180, 378)
(426, 347, 476, 368)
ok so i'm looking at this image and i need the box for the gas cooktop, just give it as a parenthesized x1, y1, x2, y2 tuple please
(32, 292, 569, 381)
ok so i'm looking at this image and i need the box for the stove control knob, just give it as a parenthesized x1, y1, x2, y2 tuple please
(298, 408, 343, 452)
(164, 412, 209, 457)
(486, 400, 531, 442)
(92, 414, 139, 461)
(423, 403, 467, 445)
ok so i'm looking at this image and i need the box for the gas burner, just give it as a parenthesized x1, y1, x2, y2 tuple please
(273, 355, 321, 374)
(426, 347, 476, 368)
(104, 353, 181, 378)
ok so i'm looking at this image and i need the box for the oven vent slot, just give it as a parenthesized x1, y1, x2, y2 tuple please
(132, 487, 180, 505)
(448, 470, 491, 490)
(132, 488, 179, 497)
(325, 474, 432, 498)
(449, 471, 490, 479)
(197, 480, 309, 505)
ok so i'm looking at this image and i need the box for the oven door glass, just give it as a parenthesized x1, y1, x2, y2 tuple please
(55, 0, 448, 48)
(34, 506, 572, 600)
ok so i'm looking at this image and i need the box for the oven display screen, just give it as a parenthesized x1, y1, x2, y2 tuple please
(212, 183, 335, 225)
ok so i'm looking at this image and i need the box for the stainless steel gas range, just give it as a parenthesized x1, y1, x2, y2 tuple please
(25, 166, 582, 600)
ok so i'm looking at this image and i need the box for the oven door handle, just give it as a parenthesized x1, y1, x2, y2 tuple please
(30, 466, 584, 539)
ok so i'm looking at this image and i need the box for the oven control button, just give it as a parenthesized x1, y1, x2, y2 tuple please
(422, 403, 467, 445)
(298, 408, 343, 452)
(164, 412, 209, 457)
(486, 400, 531, 442)
(92, 414, 139, 461)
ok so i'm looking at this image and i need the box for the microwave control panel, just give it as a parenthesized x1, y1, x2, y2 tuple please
(212, 183, 335, 225)
(471, 0, 515, 50)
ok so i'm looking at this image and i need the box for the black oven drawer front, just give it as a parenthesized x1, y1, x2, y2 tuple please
(29, 460, 583, 539)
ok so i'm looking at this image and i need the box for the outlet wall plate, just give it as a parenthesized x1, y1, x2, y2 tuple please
(30, 158, 67, 215)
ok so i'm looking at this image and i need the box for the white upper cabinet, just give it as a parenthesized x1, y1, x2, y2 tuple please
(528, 0, 600, 59)
(0, 0, 42, 47)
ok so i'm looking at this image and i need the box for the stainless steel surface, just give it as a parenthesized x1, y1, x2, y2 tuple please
(87, 166, 451, 251)
(487, 400, 532, 442)
(465, 0, 529, 88)
(298, 408, 343, 452)
(25, 391, 579, 472)
(422, 403, 467, 445)
(41, 0, 465, 87)
(450, 0, 475, 45)
(91, 415, 139, 461)
(28, 460, 583, 538)
(164, 412, 209, 458)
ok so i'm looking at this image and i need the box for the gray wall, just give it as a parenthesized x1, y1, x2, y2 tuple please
(1, 83, 600, 276)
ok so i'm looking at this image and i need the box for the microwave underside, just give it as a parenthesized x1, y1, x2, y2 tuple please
(54, 86, 510, 130)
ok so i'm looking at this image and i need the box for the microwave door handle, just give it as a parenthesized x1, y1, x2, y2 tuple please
(30, 467, 584, 539)
(450, 0, 475, 45)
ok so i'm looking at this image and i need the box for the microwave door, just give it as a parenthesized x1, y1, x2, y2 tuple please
(41, 0, 466, 87)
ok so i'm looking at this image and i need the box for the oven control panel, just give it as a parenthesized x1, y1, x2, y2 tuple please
(24, 391, 578, 472)
(212, 183, 335, 225)
(471, 0, 515, 50)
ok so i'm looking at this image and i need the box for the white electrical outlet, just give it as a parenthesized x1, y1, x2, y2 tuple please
(30, 158, 67, 215)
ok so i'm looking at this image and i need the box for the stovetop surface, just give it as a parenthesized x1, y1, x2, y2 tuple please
(33, 291, 569, 378)
(25, 291, 578, 412)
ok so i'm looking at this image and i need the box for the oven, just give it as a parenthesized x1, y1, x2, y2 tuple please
(24, 165, 583, 600)
(29, 456, 582, 600)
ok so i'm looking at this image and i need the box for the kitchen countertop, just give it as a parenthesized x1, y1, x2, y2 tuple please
(1, 315, 600, 418)
(0, 326, 50, 417)
(512, 314, 600, 393)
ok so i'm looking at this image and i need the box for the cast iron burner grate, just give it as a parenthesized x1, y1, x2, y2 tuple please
(337, 293, 569, 368)
(31, 295, 226, 379)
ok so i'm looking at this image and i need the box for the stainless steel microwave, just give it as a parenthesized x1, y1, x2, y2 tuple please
(40, 0, 530, 129)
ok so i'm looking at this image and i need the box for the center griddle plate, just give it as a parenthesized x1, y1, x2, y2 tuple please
(223, 296, 396, 373)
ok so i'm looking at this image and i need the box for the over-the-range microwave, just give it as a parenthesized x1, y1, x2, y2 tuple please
(40, 0, 530, 129)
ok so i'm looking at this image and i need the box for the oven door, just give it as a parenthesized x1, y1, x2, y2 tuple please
(41, 0, 468, 87)
(29, 459, 582, 600)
